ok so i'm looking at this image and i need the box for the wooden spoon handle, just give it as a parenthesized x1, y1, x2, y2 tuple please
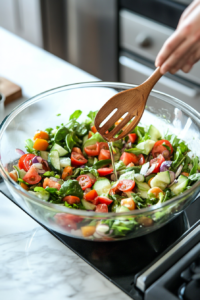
(141, 67, 163, 94)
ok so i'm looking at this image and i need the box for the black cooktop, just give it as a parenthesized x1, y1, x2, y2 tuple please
(119, 0, 187, 29)
(1, 179, 200, 300)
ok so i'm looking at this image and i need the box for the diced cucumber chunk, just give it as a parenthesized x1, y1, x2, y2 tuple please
(136, 140, 155, 155)
(137, 189, 149, 199)
(48, 150, 60, 172)
(135, 180, 150, 191)
(119, 171, 135, 180)
(13, 165, 26, 179)
(170, 175, 189, 195)
(51, 143, 68, 156)
(134, 174, 144, 182)
(150, 171, 170, 190)
(148, 125, 161, 141)
(35, 190, 50, 201)
(116, 206, 130, 212)
(93, 177, 111, 196)
(40, 151, 49, 161)
(59, 157, 71, 168)
(81, 199, 96, 210)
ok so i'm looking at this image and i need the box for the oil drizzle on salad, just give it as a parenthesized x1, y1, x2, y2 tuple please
(108, 142, 118, 181)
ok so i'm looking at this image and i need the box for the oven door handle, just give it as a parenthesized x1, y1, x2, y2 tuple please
(119, 56, 198, 98)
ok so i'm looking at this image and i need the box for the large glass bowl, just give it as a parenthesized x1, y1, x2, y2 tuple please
(0, 82, 200, 241)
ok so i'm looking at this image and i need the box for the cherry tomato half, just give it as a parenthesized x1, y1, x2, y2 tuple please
(117, 179, 135, 192)
(95, 204, 108, 213)
(71, 152, 88, 166)
(98, 149, 111, 161)
(63, 195, 80, 204)
(77, 175, 92, 190)
(97, 168, 113, 176)
(95, 196, 113, 205)
(150, 154, 165, 173)
(99, 142, 109, 150)
(128, 133, 137, 144)
(137, 154, 145, 165)
(152, 140, 173, 158)
(120, 152, 138, 166)
(84, 142, 100, 156)
(18, 153, 36, 171)
(22, 166, 42, 185)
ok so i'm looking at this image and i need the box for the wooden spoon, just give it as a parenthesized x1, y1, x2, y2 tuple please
(95, 67, 162, 141)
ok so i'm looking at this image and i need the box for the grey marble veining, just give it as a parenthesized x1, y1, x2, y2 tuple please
(0, 193, 130, 300)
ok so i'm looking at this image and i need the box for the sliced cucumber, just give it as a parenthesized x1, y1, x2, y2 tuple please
(170, 175, 189, 195)
(134, 174, 144, 182)
(48, 150, 60, 172)
(137, 189, 149, 199)
(13, 165, 26, 179)
(35, 190, 50, 201)
(116, 205, 130, 212)
(81, 199, 96, 210)
(59, 157, 71, 168)
(119, 170, 135, 181)
(51, 143, 68, 157)
(150, 171, 170, 190)
(136, 140, 155, 155)
(93, 177, 111, 196)
(40, 151, 49, 161)
(148, 125, 161, 141)
(135, 180, 150, 191)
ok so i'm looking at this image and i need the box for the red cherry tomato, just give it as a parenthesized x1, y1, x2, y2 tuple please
(109, 184, 119, 195)
(120, 152, 138, 166)
(18, 154, 36, 171)
(84, 189, 98, 201)
(152, 140, 173, 158)
(71, 152, 88, 166)
(98, 149, 111, 161)
(77, 175, 92, 190)
(97, 168, 113, 176)
(72, 147, 83, 154)
(99, 142, 109, 150)
(54, 213, 78, 230)
(137, 154, 145, 165)
(95, 196, 113, 205)
(43, 177, 61, 190)
(84, 142, 100, 156)
(95, 204, 108, 213)
(63, 195, 80, 204)
(22, 166, 42, 184)
(150, 154, 165, 173)
(117, 179, 135, 192)
(128, 133, 137, 144)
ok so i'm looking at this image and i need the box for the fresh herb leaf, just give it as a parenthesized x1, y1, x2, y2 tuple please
(125, 148, 143, 155)
(69, 110, 82, 120)
(65, 132, 80, 152)
(43, 171, 55, 177)
(57, 113, 61, 116)
(87, 111, 98, 124)
(59, 179, 83, 198)
(25, 139, 37, 154)
(93, 159, 111, 169)
(55, 126, 69, 143)
(45, 187, 59, 194)
(64, 201, 86, 210)
(18, 178, 30, 185)
(131, 193, 147, 209)
(188, 173, 200, 181)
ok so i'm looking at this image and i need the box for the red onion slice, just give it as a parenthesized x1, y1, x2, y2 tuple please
(15, 148, 25, 156)
(160, 161, 172, 172)
(175, 165, 183, 178)
(145, 164, 156, 176)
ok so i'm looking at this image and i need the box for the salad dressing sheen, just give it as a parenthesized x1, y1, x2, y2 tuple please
(108, 142, 118, 181)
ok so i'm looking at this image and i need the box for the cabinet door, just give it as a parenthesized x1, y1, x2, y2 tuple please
(0, 0, 43, 47)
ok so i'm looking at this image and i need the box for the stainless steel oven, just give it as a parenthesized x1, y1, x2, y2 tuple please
(119, 1, 200, 113)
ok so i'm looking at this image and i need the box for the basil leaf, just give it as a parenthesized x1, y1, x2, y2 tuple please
(87, 110, 98, 124)
(65, 132, 80, 152)
(59, 179, 83, 198)
(55, 126, 69, 143)
(93, 159, 111, 169)
(69, 110, 82, 120)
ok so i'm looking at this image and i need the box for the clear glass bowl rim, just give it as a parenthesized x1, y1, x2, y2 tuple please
(0, 81, 200, 217)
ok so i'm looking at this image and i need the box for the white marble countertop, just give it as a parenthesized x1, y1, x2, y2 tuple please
(0, 28, 130, 300)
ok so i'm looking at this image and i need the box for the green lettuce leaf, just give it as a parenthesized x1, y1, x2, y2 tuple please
(69, 110, 82, 120)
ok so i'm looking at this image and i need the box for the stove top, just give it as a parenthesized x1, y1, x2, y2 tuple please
(1, 179, 200, 300)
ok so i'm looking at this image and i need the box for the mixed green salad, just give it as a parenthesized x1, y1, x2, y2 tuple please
(9, 110, 200, 238)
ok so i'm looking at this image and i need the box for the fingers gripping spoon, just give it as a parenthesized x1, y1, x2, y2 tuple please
(95, 67, 163, 141)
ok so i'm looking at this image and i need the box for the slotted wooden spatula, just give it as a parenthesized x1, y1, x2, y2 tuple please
(95, 67, 162, 141)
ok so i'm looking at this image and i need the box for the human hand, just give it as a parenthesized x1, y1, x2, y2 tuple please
(155, 0, 200, 74)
